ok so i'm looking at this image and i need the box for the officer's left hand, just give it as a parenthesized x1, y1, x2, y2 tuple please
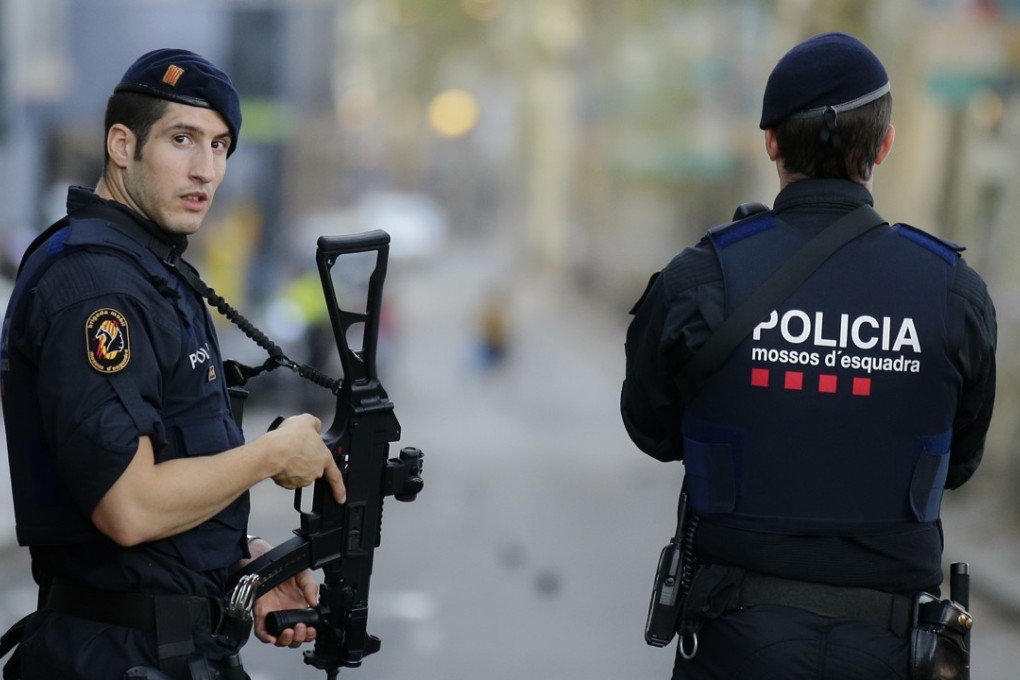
(252, 568, 320, 647)
(243, 537, 321, 647)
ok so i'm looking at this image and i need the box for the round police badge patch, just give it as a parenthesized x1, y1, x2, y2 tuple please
(86, 308, 131, 373)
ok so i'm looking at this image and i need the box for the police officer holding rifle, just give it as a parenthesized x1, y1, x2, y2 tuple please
(0, 49, 346, 679)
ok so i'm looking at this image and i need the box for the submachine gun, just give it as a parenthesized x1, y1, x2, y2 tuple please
(225, 230, 424, 679)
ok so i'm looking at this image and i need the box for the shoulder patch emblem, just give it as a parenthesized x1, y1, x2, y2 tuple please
(86, 308, 131, 373)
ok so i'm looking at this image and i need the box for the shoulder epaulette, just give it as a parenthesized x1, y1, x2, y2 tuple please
(892, 223, 963, 265)
(706, 208, 775, 249)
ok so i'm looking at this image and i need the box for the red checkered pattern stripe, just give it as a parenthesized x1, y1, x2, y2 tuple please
(750, 368, 871, 396)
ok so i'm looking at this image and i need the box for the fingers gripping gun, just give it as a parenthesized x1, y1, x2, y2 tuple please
(228, 230, 424, 679)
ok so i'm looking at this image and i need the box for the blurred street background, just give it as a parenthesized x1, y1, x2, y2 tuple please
(2, 0, 1020, 677)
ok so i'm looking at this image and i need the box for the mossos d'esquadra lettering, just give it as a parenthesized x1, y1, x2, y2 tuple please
(751, 309, 922, 375)
(754, 310, 921, 353)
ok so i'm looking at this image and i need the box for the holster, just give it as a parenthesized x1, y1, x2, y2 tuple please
(909, 595, 971, 680)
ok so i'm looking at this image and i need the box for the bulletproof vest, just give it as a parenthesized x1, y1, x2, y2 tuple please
(2, 212, 248, 572)
(682, 212, 962, 533)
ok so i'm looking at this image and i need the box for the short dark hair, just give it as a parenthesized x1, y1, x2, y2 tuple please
(773, 92, 892, 182)
(102, 91, 170, 165)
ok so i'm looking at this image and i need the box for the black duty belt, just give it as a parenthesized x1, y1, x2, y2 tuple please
(44, 578, 222, 677)
(45, 578, 219, 633)
(737, 570, 915, 636)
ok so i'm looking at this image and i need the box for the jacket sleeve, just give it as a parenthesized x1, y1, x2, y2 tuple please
(945, 258, 997, 489)
(621, 244, 724, 462)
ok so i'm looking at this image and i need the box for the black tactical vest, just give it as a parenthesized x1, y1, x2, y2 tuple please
(682, 212, 962, 534)
(2, 213, 248, 572)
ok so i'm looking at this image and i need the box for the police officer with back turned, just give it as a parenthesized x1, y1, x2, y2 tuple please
(0, 49, 347, 679)
(621, 33, 996, 680)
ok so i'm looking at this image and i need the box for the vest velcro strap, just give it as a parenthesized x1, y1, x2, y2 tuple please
(154, 595, 199, 678)
(737, 570, 914, 636)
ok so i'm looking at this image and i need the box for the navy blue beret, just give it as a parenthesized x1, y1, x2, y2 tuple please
(114, 48, 242, 156)
(760, 32, 889, 130)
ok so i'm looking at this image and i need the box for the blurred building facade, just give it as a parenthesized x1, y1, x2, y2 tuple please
(2, 0, 1020, 515)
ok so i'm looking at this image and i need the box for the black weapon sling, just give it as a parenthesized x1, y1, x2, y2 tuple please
(15, 203, 330, 391)
(674, 203, 887, 400)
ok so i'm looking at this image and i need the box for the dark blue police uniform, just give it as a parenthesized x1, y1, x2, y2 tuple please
(622, 32, 996, 679)
(1, 187, 249, 678)
(621, 178, 997, 679)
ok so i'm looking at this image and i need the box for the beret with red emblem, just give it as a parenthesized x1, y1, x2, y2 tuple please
(114, 48, 242, 156)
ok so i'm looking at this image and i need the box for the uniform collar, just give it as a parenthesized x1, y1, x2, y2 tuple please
(771, 179, 877, 233)
(773, 178, 874, 215)
(66, 186, 190, 256)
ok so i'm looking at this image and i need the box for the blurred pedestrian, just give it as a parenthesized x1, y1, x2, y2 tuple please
(621, 32, 995, 680)
(0, 48, 345, 679)
(476, 287, 511, 374)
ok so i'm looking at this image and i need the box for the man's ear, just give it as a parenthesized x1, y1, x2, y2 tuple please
(764, 128, 781, 161)
(107, 123, 136, 169)
(874, 124, 895, 166)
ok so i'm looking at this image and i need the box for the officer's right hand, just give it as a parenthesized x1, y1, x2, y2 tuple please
(264, 414, 346, 503)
